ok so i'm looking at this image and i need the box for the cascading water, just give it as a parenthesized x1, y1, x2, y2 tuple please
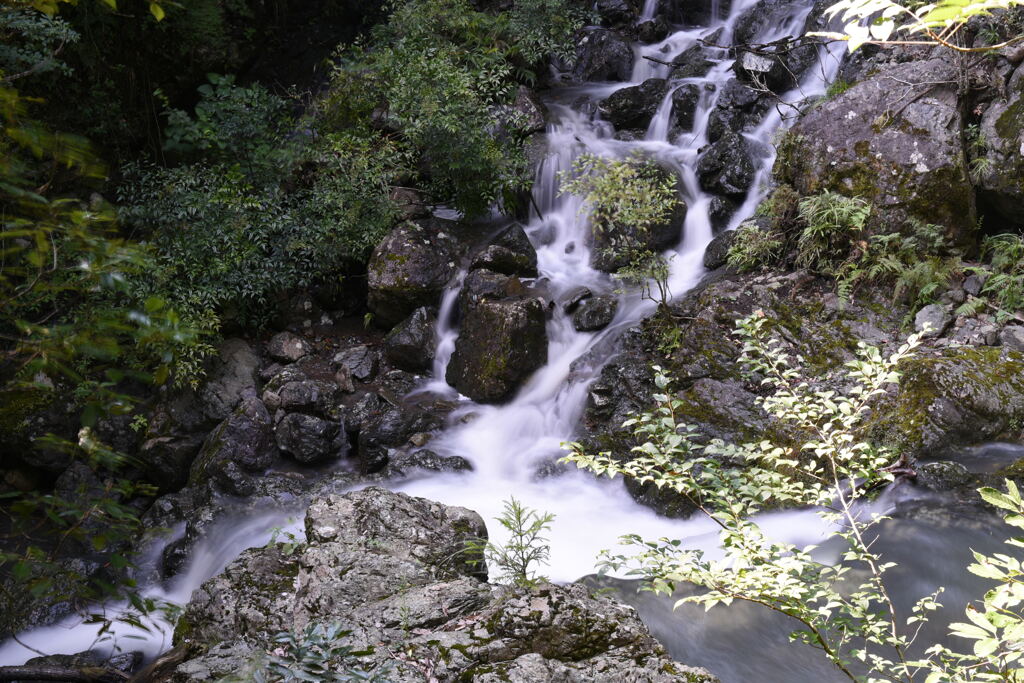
(1, 1, 1010, 680)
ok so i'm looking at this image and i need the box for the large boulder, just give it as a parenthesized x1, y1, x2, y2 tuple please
(446, 298, 548, 403)
(189, 397, 278, 496)
(672, 84, 703, 130)
(596, 0, 639, 25)
(167, 488, 717, 683)
(274, 413, 348, 464)
(777, 54, 976, 243)
(572, 28, 634, 82)
(671, 44, 715, 79)
(383, 307, 437, 373)
(733, 50, 794, 93)
(602, 79, 670, 131)
(696, 131, 758, 200)
(367, 219, 462, 328)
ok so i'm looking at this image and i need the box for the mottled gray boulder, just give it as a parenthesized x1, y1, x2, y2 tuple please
(697, 131, 757, 199)
(139, 433, 206, 493)
(275, 379, 340, 416)
(573, 28, 634, 82)
(708, 196, 739, 231)
(671, 44, 715, 79)
(275, 413, 347, 464)
(778, 54, 975, 242)
(470, 224, 538, 277)
(703, 229, 737, 270)
(513, 86, 547, 135)
(357, 404, 448, 473)
(447, 298, 548, 403)
(383, 449, 473, 478)
(563, 286, 594, 313)
(332, 345, 380, 382)
(367, 219, 461, 328)
(169, 488, 715, 683)
(266, 331, 309, 364)
(672, 83, 702, 130)
(573, 295, 619, 332)
(199, 338, 259, 423)
(190, 397, 277, 495)
(1001, 326, 1024, 353)
(915, 304, 952, 338)
(602, 79, 669, 131)
(384, 307, 437, 373)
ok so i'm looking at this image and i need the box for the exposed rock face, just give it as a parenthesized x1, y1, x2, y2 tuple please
(602, 79, 670, 131)
(671, 45, 715, 79)
(778, 54, 976, 243)
(672, 84, 702, 130)
(367, 219, 462, 328)
(733, 50, 793, 93)
(703, 229, 736, 270)
(636, 17, 669, 43)
(572, 28, 634, 82)
(167, 488, 716, 683)
(198, 338, 259, 423)
(596, 0, 639, 25)
(446, 298, 548, 403)
(384, 307, 437, 373)
(975, 60, 1024, 230)
(706, 81, 769, 142)
(275, 413, 348, 464)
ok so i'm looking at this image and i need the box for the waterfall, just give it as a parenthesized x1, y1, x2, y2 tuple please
(0, 0, 853, 669)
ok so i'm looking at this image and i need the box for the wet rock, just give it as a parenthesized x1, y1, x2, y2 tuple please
(383, 449, 473, 478)
(671, 83, 702, 130)
(778, 54, 975, 242)
(357, 404, 448, 473)
(384, 307, 437, 373)
(573, 295, 619, 331)
(470, 224, 538, 277)
(563, 286, 594, 313)
(277, 379, 341, 416)
(914, 304, 952, 338)
(139, 433, 206, 493)
(199, 338, 259, 423)
(697, 131, 757, 199)
(190, 397, 277, 495)
(706, 81, 770, 142)
(671, 44, 715, 79)
(709, 195, 739, 231)
(266, 331, 309, 364)
(733, 50, 794, 93)
(917, 460, 971, 491)
(572, 28, 634, 82)
(602, 78, 669, 131)
(367, 218, 462, 328)
(704, 229, 737, 270)
(636, 18, 669, 43)
(332, 345, 379, 382)
(275, 413, 347, 464)
(446, 298, 548, 403)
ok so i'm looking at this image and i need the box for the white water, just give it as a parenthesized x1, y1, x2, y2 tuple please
(0, 0, 852, 669)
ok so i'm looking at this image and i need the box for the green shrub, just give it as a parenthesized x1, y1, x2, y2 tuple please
(795, 190, 870, 273)
(466, 498, 555, 589)
(964, 233, 1024, 322)
(726, 221, 784, 272)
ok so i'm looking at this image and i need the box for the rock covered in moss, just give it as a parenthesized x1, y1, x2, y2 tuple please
(367, 218, 462, 328)
(777, 54, 975, 243)
(446, 297, 548, 403)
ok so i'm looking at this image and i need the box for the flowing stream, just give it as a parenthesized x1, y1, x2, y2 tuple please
(1, 1, 1016, 680)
